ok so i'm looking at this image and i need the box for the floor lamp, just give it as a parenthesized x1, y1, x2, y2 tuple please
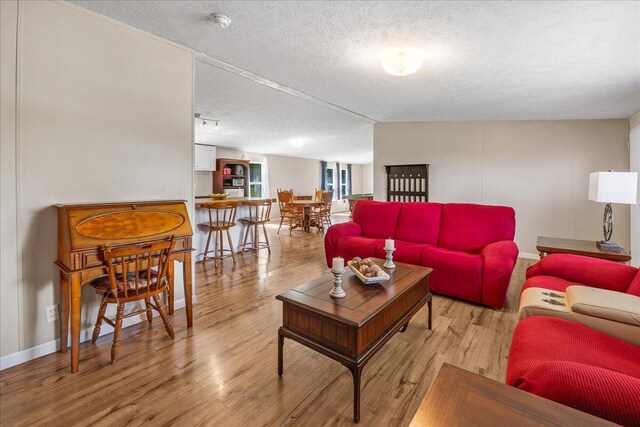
(588, 171, 638, 250)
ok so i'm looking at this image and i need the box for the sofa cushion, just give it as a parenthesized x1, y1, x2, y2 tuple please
(394, 202, 443, 245)
(374, 241, 426, 266)
(335, 236, 384, 262)
(507, 316, 640, 426)
(352, 200, 402, 239)
(438, 203, 515, 253)
(422, 246, 483, 303)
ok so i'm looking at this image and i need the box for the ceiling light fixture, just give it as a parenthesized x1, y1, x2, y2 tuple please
(381, 49, 423, 76)
(210, 13, 231, 28)
(195, 113, 219, 129)
(290, 138, 305, 148)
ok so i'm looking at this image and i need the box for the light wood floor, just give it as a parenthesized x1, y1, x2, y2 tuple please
(0, 215, 535, 426)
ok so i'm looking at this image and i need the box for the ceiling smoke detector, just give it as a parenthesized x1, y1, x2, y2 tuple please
(210, 13, 231, 28)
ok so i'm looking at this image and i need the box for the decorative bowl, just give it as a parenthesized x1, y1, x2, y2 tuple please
(347, 261, 390, 284)
(209, 193, 229, 200)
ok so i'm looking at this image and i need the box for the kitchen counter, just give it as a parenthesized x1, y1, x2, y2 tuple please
(193, 197, 274, 262)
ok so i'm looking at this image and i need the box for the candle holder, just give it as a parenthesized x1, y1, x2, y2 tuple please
(329, 268, 346, 298)
(383, 248, 396, 269)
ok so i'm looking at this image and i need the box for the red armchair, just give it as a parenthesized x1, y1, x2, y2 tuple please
(507, 316, 640, 426)
(324, 201, 518, 309)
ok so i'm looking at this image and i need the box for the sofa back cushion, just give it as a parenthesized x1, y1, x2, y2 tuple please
(628, 270, 640, 297)
(395, 202, 444, 245)
(439, 203, 516, 253)
(352, 200, 402, 239)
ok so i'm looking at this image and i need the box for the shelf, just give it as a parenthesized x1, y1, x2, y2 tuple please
(223, 185, 245, 189)
(222, 174, 247, 178)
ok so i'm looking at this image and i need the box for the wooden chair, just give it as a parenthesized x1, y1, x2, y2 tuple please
(277, 189, 302, 235)
(312, 190, 334, 230)
(239, 200, 272, 254)
(89, 238, 175, 364)
(198, 201, 239, 267)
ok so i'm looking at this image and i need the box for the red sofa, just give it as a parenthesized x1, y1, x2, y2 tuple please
(324, 200, 518, 309)
(507, 316, 640, 426)
(524, 253, 640, 296)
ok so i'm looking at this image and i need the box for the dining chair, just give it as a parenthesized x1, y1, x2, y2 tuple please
(198, 201, 239, 267)
(312, 190, 334, 230)
(89, 237, 175, 364)
(238, 199, 272, 254)
(277, 189, 302, 235)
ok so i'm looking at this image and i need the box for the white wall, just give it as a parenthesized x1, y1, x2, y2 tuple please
(374, 121, 631, 255)
(1, 1, 194, 363)
(630, 113, 640, 267)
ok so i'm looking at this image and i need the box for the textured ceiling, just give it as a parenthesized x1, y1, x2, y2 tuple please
(194, 59, 373, 163)
(70, 1, 640, 160)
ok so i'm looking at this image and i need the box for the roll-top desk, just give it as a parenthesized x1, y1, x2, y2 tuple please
(55, 200, 194, 372)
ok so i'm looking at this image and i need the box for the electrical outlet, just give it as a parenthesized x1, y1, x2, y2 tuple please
(46, 304, 58, 323)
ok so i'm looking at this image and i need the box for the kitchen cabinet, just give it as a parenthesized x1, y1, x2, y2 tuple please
(195, 144, 216, 171)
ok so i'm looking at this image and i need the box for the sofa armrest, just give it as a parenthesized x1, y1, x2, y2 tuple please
(526, 254, 638, 293)
(566, 285, 640, 327)
(481, 240, 519, 309)
(324, 222, 362, 267)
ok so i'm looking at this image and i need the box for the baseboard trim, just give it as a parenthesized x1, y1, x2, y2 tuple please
(0, 295, 197, 371)
(518, 252, 539, 260)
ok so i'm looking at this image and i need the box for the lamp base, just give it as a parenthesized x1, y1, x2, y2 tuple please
(596, 240, 624, 253)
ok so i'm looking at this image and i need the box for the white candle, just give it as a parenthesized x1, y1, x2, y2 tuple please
(385, 239, 395, 251)
(332, 257, 344, 273)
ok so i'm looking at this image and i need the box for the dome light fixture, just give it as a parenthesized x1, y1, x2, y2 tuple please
(210, 13, 231, 29)
(381, 49, 423, 76)
(290, 138, 305, 148)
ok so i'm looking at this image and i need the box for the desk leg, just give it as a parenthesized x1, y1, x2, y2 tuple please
(183, 253, 193, 327)
(167, 261, 175, 315)
(70, 274, 82, 373)
(59, 273, 70, 353)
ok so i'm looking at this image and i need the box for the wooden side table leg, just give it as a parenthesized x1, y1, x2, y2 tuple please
(70, 274, 82, 373)
(278, 330, 284, 376)
(428, 297, 433, 330)
(167, 261, 175, 315)
(351, 365, 362, 423)
(183, 253, 193, 327)
(59, 272, 70, 353)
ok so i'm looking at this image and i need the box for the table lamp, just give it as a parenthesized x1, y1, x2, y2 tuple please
(588, 171, 638, 250)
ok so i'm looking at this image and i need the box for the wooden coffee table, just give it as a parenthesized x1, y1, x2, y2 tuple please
(276, 259, 432, 423)
(410, 364, 616, 426)
(536, 236, 631, 262)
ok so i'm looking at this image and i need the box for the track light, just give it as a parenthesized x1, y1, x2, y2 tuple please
(195, 113, 219, 129)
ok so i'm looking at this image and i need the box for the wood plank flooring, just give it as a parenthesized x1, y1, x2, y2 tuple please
(0, 215, 535, 426)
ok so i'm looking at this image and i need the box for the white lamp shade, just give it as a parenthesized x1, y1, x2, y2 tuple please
(588, 172, 638, 204)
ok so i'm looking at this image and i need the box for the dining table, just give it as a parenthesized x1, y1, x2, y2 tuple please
(289, 199, 322, 232)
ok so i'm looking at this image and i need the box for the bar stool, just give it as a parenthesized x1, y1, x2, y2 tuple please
(239, 200, 272, 254)
(198, 201, 239, 267)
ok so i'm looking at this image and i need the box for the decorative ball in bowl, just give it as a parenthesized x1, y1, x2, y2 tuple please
(347, 257, 390, 284)
(209, 193, 229, 200)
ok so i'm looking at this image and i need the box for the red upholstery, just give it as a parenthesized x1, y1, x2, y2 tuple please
(522, 254, 640, 296)
(628, 271, 640, 297)
(394, 202, 443, 245)
(334, 236, 384, 263)
(507, 316, 640, 426)
(374, 241, 426, 266)
(525, 254, 638, 293)
(481, 240, 519, 309)
(324, 221, 361, 266)
(325, 201, 518, 308)
(352, 201, 402, 239)
(520, 275, 578, 293)
(422, 246, 483, 303)
(438, 203, 515, 253)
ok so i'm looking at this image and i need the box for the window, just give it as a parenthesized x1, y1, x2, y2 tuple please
(249, 163, 263, 198)
(341, 168, 348, 198)
(326, 167, 335, 194)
